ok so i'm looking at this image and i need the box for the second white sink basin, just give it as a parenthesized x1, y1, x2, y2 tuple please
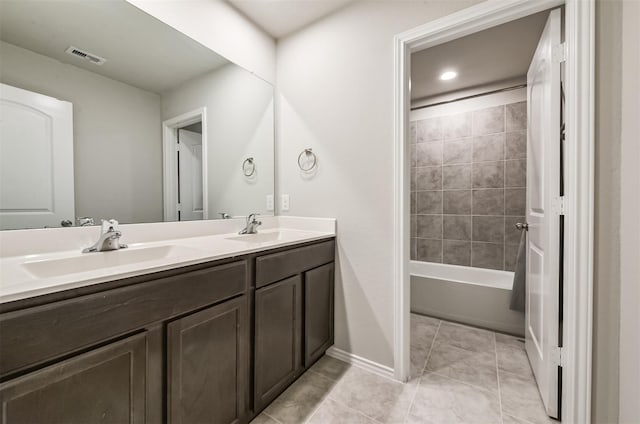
(22, 245, 204, 278)
(225, 232, 285, 244)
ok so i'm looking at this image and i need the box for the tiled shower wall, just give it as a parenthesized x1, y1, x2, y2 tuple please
(409, 101, 527, 271)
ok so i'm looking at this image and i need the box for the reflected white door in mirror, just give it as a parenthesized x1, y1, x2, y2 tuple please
(0, 83, 75, 230)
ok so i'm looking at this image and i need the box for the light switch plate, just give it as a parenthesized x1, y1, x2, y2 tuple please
(281, 194, 290, 211)
(266, 194, 274, 211)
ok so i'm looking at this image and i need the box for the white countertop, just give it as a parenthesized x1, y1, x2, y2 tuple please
(0, 217, 335, 304)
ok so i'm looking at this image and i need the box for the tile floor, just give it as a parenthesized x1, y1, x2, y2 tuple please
(251, 314, 555, 424)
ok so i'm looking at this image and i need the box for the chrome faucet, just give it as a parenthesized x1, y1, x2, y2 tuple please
(239, 213, 262, 235)
(77, 216, 95, 227)
(82, 219, 128, 253)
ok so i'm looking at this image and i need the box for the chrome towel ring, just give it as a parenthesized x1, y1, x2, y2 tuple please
(242, 157, 255, 177)
(298, 148, 317, 172)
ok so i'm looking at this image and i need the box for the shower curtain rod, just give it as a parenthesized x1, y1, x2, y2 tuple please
(410, 83, 527, 111)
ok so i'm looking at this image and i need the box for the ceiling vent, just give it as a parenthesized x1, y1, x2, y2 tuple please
(64, 46, 107, 66)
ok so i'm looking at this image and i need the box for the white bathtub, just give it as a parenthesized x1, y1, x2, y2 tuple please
(410, 261, 525, 336)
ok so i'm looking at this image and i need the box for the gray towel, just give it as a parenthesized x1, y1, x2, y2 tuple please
(510, 229, 527, 312)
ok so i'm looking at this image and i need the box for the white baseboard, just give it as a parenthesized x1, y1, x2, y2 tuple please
(325, 346, 396, 381)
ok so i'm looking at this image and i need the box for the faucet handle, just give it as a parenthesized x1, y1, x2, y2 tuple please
(101, 219, 119, 232)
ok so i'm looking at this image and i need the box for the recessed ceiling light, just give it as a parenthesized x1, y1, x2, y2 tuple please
(440, 71, 457, 81)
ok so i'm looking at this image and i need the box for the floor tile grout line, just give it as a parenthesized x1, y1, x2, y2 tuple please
(403, 319, 443, 423)
(303, 393, 334, 424)
(494, 332, 506, 424)
(302, 367, 349, 424)
(325, 394, 385, 424)
(261, 410, 284, 424)
(427, 370, 500, 397)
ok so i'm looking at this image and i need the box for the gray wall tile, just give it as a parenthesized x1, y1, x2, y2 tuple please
(417, 166, 442, 190)
(410, 144, 417, 167)
(417, 215, 443, 239)
(411, 168, 417, 191)
(410, 237, 417, 260)
(472, 189, 505, 215)
(472, 216, 505, 242)
(417, 117, 443, 142)
(473, 161, 504, 188)
(410, 122, 417, 144)
(443, 240, 471, 266)
(411, 215, 417, 238)
(417, 142, 443, 166)
(506, 102, 527, 131)
(505, 188, 526, 215)
(443, 138, 472, 164)
(411, 98, 526, 272)
(471, 242, 504, 270)
(504, 216, 525, 245)
(505, 131, 526, 159)
(417, 238, 442, 263)
(417, 191, 443, 214)
(473, 134, 505, 162)
(443, 190, 471, 214)
(505, 160, 526, 188)
(443, 164, 472, 189)
(473, 105, 505, 136)
(443, 112, 472, 140)
(504, 244, 520, 271)
(443, 215, 471, 241)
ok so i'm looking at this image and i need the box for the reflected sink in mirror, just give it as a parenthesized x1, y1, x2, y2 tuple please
(21, 245, 204, 278)
(225, 232, 285, 244)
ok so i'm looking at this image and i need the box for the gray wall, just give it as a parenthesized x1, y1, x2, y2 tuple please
(161, 63, 274, 218)
(0, 41, 163, 224)
(593, 0, 622, 422)
(409, 98, 527, 271)
(618, 1, 640, 422)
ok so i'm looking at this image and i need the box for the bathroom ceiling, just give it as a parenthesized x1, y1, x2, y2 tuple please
(411, 10, 551, 102)
(0, 0, 228, 94)
(227, 0, 357, 38)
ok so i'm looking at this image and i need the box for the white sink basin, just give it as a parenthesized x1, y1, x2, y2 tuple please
(22, 245, 203, 278)
(225, 232, 285, 244)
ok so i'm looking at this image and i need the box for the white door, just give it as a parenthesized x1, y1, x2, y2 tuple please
(525, 8, 562, 419)
(177, 128, 203, 221)
(0, 83, 75, 230)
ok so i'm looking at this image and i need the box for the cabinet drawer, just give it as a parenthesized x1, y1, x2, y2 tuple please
(255, 240, 334, 288)
(0, 260, 247, 378)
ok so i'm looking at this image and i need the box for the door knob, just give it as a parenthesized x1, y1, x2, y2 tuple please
(515, 222, 529, 231)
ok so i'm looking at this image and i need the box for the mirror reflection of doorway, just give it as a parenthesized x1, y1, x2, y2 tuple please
(162, 107, 207, 223)
(177, 124, 203, 221)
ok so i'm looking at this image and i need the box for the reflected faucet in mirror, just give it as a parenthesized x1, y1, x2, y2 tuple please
(82, 219, 127, 253)
(239, 214, 262, 235)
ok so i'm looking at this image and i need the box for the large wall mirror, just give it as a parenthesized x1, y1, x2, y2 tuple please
(0, 0, 275, 230)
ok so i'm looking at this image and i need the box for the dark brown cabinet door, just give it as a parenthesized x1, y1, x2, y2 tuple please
(167, 296, 249, 424)
(254, 275, 302, 411)
(304, 263, 335, 367)
(0, 332, 148, 424)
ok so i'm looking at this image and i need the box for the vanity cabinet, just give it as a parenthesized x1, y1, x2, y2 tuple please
(0, 332, 150, 424)
(304, 262, 335, 367)
(253, 240, 335, 414)
(254, 275, 303, 410)
(168, 296, 249, 424)
(0, 237, 335, 424)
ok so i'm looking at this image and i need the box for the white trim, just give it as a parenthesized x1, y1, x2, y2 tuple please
(325, 346, 395, 381)
(392, 1, 594, 422)
(162, 108, 208, 222)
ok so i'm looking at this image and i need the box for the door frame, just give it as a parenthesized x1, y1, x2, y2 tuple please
(162, 108, 208, 221)
(392, 1, 595, 423)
